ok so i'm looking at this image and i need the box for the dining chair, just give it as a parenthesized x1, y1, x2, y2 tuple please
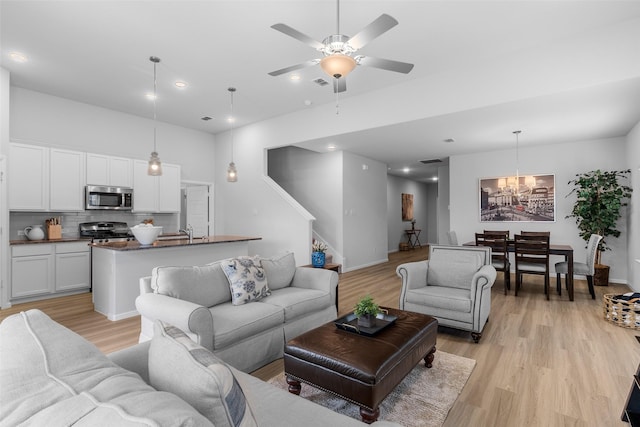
(555, 234, 602, 299)
(476, 232, 510, 294)
(520, 231, 551, 237)
(446, 230, 459, 245)
(514, 233, 550, 299)
(484, 230, 510, 238)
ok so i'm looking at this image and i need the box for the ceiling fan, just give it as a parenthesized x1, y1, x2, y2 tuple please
(268, 0, 414, 93)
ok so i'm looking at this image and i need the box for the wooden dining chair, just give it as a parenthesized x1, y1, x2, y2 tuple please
(514, 233, 550, 299)
(476, 233, 510, 294)
(484, 230, 509, 239)
(520, 231, 550, 236)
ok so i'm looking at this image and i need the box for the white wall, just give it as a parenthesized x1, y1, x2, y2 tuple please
(386, 175, 434, 252)
(626, 121, 640, 291)
(267, 146, 343, 261)
(1, 68, 10, 308)
(342, 151, 388, 270)
(9, 88, 216, 183)
(450, 137, 630, 282)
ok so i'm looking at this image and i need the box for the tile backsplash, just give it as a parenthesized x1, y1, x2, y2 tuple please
(10, 211, 179, 240)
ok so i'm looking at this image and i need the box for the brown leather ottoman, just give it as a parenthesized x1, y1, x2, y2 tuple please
(284, 308, 437, 424)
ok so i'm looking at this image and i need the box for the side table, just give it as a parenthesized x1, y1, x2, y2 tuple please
(405, 229, 422, 248)
(301, 263, 342, 311)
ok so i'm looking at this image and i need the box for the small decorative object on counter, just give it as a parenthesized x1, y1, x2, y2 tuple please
(354, 295, 381, 328)
(24, 225, 45, 241)
(311, 239, 328, 268)
(130, 223, 163, 245)
(46, 217, 62, 240)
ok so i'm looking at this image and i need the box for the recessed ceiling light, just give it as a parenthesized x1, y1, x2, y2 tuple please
(432, 177, 438, 182)
(227, 116, 235, 123)
(327, 144, 336, 151)
(174, 81, 188, 88)
(290, 74, 301, 81)
(9, 52, 27, 63)
(145, 93, 157, 100)
(304, 100, 312, 106)
(403, 167, 410, 173)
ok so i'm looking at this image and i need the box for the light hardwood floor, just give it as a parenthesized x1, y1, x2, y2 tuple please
(2, 247, 638, 426)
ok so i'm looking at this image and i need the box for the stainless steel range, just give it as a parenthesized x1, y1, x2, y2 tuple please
(79, 221, 134, 243)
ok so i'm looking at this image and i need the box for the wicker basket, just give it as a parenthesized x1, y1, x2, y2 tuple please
(603, 293, 640, 329)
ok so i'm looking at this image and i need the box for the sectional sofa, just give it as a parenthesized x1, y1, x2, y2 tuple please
(0, 309, 401, 426)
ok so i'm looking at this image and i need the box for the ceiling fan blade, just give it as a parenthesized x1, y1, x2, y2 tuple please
(268, 59, 320, 77)
(347, 14, 398, 50)
(271, 23, 325, 50)
(333, 78, 346, 93)
(357, 56, 414, 74)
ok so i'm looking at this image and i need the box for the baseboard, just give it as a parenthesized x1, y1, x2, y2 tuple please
(342, 257, 388, 273)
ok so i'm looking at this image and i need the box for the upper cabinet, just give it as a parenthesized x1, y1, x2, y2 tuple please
(86, 153, 132, 187)
(9, 144, 86, 211)
(9, 143, 49, 210)
(50, 148, 86, 211)
(133, 160, 181, 213)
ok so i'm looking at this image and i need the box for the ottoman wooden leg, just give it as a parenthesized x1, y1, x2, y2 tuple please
(359, 406, 380, 424)
(286, 376, 301, 395)
(424, 346, 436, 368)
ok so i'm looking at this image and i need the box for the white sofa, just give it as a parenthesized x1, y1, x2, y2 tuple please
(0, 309, 400, 427)
(136, 252, 339, 372)
(397, 245, 497, 343)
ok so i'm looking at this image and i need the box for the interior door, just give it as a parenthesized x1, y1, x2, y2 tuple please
(186, 185, 209, 237)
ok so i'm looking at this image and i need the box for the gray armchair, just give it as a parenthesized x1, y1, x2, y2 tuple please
(396, 245, 497, 343)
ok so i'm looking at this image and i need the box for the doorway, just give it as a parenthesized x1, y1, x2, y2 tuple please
(180, 181, 213, 238)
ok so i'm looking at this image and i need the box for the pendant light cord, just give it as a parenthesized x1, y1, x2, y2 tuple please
(229, 87, 236, 163)
(153, 61, 157, 152)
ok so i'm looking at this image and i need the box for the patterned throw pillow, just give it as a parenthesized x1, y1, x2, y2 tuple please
(149, 321, 257, 427)
(221, 256, 270, 305)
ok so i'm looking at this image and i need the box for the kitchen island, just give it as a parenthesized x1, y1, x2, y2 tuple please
(91, 235, 261, 321)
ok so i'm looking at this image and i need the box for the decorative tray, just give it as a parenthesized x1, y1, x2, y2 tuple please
(334, 311, 398, 336)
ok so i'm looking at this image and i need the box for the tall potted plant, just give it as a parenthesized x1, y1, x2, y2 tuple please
(566, 169, 633, 285)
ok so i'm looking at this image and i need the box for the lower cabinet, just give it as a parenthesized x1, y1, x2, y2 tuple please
(11, 242, 91, 300)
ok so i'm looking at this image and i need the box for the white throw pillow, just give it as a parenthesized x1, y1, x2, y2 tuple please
(149, 321, 257, 427)
(221, 256, 270, 305)
(261, 252, 296, 290)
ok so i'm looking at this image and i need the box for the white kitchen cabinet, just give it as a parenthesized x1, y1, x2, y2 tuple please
(55, 241, 91, 292)
(11, 244, 55, 298)
(133, 160, 181, 213)
(86, 153, 132, 187)
(50, 148, 86, 211)
(11, 241, 91, 301)
(8, 143, 49, 211)
(158, 163, 181, 212)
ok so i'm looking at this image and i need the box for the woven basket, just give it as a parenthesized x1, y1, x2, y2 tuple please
(603, 293, 640, 329)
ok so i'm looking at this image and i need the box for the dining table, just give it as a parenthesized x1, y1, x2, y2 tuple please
(464, 240, 575, 301)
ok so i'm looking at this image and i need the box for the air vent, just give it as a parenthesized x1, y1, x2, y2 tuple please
(312, 78, 330, 87)
(420, 159, 443, 164)
(201, 116, 213, 121)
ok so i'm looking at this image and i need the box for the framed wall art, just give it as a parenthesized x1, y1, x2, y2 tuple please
(479, 174, 555, 222)
(401, 193, 414, 221)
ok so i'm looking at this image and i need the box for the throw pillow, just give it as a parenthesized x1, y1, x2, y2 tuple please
(151, 263, 232, 307)
(149, 321, 257, 427)
(221, 256, 270, 305)
(261, 252, 296, 290)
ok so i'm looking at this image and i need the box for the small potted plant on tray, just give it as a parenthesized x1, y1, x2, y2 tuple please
(354, 295, 381, 328)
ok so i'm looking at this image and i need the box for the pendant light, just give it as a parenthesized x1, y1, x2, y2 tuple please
(147, 56, 162, 176)
(226, 87, 238, 182)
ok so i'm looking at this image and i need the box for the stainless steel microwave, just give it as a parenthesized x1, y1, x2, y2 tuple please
(85, 185, 133, 210)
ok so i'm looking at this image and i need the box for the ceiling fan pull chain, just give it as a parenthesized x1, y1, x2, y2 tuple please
(335, 83, 340, 115)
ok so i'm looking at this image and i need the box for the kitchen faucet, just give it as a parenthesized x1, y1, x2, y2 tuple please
(179, 224, 194, 243)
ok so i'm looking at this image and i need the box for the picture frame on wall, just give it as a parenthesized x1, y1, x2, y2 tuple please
(479, 174, 555, 222)
(401, 193, 414, 221)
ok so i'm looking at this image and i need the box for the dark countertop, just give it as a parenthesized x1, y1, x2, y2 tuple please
(10, 237, 90, 245)
(89, 235, 262, 251)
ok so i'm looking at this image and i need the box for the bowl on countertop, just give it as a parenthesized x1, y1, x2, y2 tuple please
(130, 225, 163, 245)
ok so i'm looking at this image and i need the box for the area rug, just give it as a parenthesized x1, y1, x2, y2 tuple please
(267, 351, 475, 427)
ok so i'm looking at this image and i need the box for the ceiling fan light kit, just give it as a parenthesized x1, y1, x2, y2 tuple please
(320, 54, 356, 79)
(268, 0, 414, 94)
